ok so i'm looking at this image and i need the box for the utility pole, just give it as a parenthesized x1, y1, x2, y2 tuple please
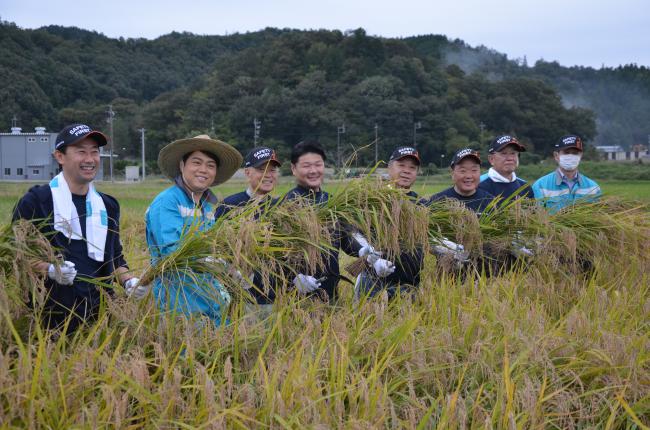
(139, 128, 146, 182)
(413, 121, 422, 147)
(374, 124, 379, 166)
(11, 115, 17, 128)
(253, 118, 261, 145)
(337, 124, 346, 169)
(479, 122, 486, 143)
(106, 105, 116, 182)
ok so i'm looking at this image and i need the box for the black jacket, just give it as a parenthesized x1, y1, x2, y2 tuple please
(282, 185, 363, 300)
(12, 184, 127, 329)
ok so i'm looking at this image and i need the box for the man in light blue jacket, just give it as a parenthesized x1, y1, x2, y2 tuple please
(532, 135, 601, 213)
(145, 134, 243, 325)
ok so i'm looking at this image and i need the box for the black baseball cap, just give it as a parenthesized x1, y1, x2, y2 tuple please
(488, 135, 526, 154)
(389, 146, 420, 165)
(244, 146, 281, 168)
(55, 124, 108, 151)
(450, 148, 481, 167)
(555, 135, 584, 151)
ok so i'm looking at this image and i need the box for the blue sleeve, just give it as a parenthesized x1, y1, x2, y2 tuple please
(145, 196, 186, 258)
(531, 179, 543, 200)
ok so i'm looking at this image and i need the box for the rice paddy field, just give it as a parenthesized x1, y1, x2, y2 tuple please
(0, 177, 648, 429)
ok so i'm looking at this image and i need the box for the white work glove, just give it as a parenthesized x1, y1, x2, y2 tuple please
(124, 277, 150, 299)
(511, 231, 534, 258)
(293, 274, 321, 294)
(355, 232, 396, 278)
(433, 238, 470, 263)
(206, 257, 250, 289)
(371, 258, 396, 278)
(47, 261, 77, 285)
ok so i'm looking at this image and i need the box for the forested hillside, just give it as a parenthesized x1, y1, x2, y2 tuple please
(1, 21, 648, 165)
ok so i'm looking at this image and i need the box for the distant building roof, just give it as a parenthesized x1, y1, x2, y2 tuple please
(595, 145, 625, 152)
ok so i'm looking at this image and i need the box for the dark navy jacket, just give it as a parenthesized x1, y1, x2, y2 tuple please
(385, 189, 424, 287)
(12, 184, 127, 330)
(282, 185, 363, 301)
(478, 177, 534, 200)
(215, 190, 279, 304)
(427, 187, 495, 214)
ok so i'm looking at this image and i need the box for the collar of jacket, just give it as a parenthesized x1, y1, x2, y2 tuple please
(554, 169, 582, 187)
(174, 175, 218, 206)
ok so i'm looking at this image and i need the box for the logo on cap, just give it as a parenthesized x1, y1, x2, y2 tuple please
(451, 148, 481, 167)
(390, 146, 420, 163)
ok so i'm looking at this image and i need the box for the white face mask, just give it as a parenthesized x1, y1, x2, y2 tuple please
(558, 154, 581, 171)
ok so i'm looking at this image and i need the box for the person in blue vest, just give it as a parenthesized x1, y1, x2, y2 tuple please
(532, 135, 601, 213)
(355, 146, 426, 299)
(215, 146, 281, 219)
(12, 124, 139, 333)
(144, 134, 243, 326)
(215, 146, 282, 308)
(426, 148, 495, 214)
(479, 135, 534, 200)
(282, 140, 395, 301)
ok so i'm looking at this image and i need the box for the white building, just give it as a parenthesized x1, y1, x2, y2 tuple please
(0, 126, 107, 181)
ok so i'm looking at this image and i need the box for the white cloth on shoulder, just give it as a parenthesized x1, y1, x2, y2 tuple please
(49, 172, 107, 262)
(487, 167, 517, 183)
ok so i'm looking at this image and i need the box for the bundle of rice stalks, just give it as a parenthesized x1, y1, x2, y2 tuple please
(322, 177, 431, 259)
(139, 200, 332, 301)
(0, 219, 56, 331)
(546, 198, 650, 267)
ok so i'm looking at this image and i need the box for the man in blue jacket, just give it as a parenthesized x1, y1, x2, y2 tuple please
(532, 135, 601, 213)
(479, 135, 534, 200)
(145, 134, 242, 326)
(12, 124, 138, 333)
(282, 140, 395, 301)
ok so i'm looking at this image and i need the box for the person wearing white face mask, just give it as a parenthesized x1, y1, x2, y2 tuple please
(532, 135, 601, 213)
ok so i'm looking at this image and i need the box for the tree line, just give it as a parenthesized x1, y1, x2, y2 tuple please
(1, 21, 648, 167)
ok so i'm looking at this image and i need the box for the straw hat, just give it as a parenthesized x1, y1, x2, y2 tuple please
(158, 135, 243, 186)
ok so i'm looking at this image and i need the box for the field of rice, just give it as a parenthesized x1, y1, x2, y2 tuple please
(0, 178, 648, 429)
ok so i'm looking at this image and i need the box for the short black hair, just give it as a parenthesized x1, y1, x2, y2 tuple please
(182, 150, 220, 166)
(291, 140, 326, 164)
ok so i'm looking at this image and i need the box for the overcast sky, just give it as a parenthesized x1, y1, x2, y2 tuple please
(2, 0, 648, 68)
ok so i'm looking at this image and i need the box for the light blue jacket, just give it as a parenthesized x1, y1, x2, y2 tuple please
(531, 169, 601, 213)
(145, 183, 230, 325)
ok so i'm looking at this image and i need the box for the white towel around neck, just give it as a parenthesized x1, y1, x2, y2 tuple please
(487, 167, 518, 183)
(49, 172, 107, 262)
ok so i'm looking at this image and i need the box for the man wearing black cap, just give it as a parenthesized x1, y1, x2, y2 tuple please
(479, 135, 534, 200)
(12, 124, 139, 333)
(215, 146, 281, 219)
(214, 146, 282, 308)
(355, 145, 424, 299)
(386, 146, 421, 199)
(426, 148, 494, 214)
(532, 135, 601, 213)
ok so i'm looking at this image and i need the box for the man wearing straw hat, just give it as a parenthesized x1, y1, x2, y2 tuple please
(215, 146, 282, 310)
(12, 124, 139, 333)
(144, 134, 242, 325)
(283, 140, 395, 301)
